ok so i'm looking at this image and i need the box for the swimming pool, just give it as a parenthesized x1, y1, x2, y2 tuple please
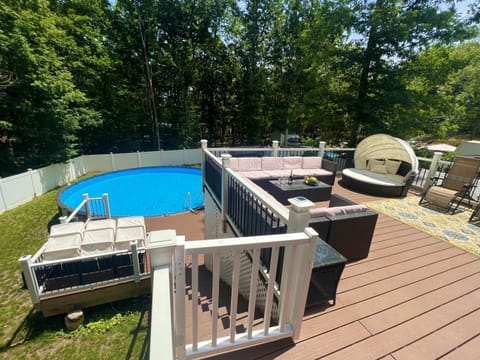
(58, 167, 204, 217)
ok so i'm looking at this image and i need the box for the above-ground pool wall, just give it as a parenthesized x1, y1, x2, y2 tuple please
(0, 149, 202, 215)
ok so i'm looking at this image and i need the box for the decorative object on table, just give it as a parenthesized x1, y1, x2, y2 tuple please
(304, 176, 319, 186)
(288, 170, 293, 184)
(365, 195, 480, 257)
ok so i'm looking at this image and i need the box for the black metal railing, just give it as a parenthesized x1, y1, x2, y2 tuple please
(323, 149, 355, 172)
(210, 148, 273, 158)
(205, 154, 222, 203)
(227, 175, 287, 237)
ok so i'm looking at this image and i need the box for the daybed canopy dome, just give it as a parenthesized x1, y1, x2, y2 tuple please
(354, 134, 418, 172)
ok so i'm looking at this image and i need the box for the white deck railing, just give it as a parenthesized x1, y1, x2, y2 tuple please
(148, 228, 318, 360)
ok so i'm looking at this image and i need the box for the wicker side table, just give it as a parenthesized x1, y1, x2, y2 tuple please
(306, 239, 347, 307)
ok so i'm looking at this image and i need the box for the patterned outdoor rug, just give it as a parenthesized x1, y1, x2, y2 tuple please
(364, 196, 480, 257)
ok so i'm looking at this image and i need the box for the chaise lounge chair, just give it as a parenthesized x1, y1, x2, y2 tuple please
(419, 156, 480, 213)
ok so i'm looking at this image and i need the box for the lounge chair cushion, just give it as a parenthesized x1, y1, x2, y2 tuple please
(43, 234, 82, 261)
(49, 222, 84, 237)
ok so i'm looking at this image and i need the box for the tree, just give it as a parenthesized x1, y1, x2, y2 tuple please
(344, 0, 473, 145)
(0, 1, 101, 175)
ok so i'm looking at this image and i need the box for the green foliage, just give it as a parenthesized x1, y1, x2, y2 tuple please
(0, 0, 478, 176)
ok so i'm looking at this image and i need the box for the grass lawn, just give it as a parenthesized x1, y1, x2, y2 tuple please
(0, 185, 150, 359)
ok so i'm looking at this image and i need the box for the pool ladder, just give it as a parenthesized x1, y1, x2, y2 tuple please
(183, 192, 203, 213)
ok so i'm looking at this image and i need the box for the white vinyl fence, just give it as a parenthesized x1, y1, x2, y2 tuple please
(0, 149, 202, 215)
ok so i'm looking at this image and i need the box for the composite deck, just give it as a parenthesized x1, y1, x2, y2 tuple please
(146, 179, 480, 360)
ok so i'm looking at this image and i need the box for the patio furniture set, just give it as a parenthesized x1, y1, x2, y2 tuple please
(228, 155, 379, 306)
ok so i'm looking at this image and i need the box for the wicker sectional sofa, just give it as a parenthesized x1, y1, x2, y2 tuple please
(229, 156, 337, 186)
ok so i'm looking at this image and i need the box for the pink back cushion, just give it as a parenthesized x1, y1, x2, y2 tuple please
(237, 157, 262, 171)
(302, 157, 322, 169)
(262, 157, 284, 170)
(283, 156, 303, 169)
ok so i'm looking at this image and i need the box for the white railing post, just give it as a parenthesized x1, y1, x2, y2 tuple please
(19, 255, 40, 304)
(174, 236, 186, 359)
(287, 197, 314, 233)
(83, 193, 90, 218)
(424, 152, 443, 191)
(279, 197, 314, 331)
(290, 227, 317, 338)
(319, 141, 326, 158)
(0, 177, 7, 213)
(147, 230, 179, 360)
(102, 193, 111, 218)
(137, 151, 142, 168)
(200, 140, 208, 191)
(221, 154, 232, 233)
(130, 240, 141, 283)
(110, 152, 115, 170)
(272, 140, 279, 157)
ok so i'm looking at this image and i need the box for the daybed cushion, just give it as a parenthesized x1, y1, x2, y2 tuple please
(310, 205, 368, 218)
(342, 168, 406, 187)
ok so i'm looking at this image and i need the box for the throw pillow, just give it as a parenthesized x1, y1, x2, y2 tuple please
(385, 159, 401, 174)
(367, 158, 385, 171)
(371, 164, 388, 174)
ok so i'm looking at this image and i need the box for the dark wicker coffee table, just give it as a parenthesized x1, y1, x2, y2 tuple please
(269, 179, 332, 205)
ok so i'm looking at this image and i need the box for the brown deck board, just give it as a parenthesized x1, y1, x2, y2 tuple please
(147, 178, 480, 359)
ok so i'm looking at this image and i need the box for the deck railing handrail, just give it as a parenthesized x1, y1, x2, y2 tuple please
(148, 228, 318, 360)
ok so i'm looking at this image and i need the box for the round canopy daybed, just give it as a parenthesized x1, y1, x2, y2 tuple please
(341, 134, 419, 197)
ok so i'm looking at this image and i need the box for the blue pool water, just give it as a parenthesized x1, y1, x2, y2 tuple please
(59, 167, 204, 217)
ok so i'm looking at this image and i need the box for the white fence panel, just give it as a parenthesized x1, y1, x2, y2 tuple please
(113, 152, 139, 170)
(70, 156, 87, 178)
(139, 151, 162, 167)
(83, 154, 113, 172)
(32, 163, 69, 195)
(161, 150, 187, 166)
(184, 149, 201, 165)
(0, 172, 35, 210)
